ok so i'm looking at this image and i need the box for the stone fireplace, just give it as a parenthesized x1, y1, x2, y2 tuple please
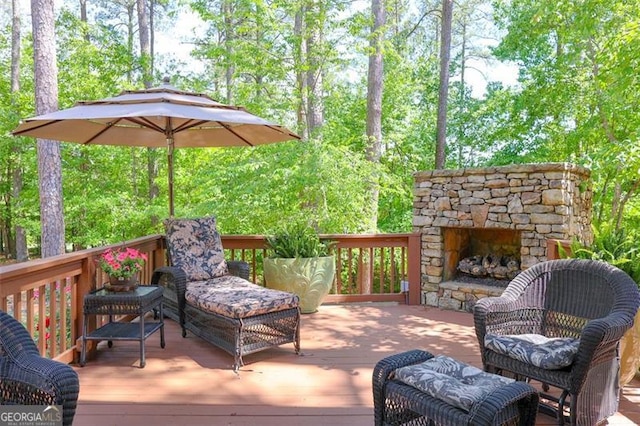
(413, 163, 592, 311)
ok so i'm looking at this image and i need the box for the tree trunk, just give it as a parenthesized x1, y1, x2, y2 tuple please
(294, 7, 308, 139)
(79, 0, 89, 41)
(32, 0, 65, 257)
(137, 0, 152, 88)
(137, 0, 160, 217)
(435, 0, 453, 169)
(365, 0, 385, 232)
(150, 0, 155, 73)
(126, 3, 135, 82)
(12, 168, 27, 261)
(457, 19, 467, 167)
(223, 0, 235, 104)
(305, 1, 324, 139)
(11, 0, 28, 261)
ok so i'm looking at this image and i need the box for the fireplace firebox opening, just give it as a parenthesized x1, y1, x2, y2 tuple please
(443, 227, 521, 284)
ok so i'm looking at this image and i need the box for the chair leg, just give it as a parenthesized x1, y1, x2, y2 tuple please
(538, 389, 571, 425)
(557, 390, 570, 425)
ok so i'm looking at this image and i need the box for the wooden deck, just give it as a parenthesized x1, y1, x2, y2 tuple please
(72, 304, 640, 425)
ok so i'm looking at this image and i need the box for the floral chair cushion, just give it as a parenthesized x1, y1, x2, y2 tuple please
(165, 217, 228, 281)
(185, 275, 300, 319)
(393, 355, 514, 413)
(484, 333, 580, 370)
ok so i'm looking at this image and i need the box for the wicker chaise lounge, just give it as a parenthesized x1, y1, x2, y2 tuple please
(474, 259, 640, 425)
(151, 216, 301, 372)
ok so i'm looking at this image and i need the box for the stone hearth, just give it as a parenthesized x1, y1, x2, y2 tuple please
(413, 163, 592, 311)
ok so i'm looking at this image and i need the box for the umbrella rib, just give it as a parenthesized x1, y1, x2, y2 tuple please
(173, 119, 208, 133)
(12, 120, 58, 137)
(266, 124, 302, 139)
(217, 122, 255, 146)
(82, 118, 125, 144)
(126, 117, 166, 133)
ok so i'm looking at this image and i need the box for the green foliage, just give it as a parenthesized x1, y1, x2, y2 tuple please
(569, 224, 640, 287)
(6, 0, 640, 258)
(173, 139, 377, 235)
(492, 0, 640, 230)
(265, 222, 335, 258)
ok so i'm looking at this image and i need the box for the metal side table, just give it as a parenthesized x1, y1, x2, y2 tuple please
(81, 285, 165, 368)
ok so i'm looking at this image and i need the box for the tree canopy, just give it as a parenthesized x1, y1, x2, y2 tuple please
(1, 0, 639, 257)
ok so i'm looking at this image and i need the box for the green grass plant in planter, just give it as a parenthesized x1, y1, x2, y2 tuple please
(264, 223, 336, 314)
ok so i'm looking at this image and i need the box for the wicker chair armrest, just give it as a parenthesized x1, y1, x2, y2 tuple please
(227, 260, 250, 280)
(469, 381, 539, 426)
(582, 312, 637, 347)
(0, 315, 79, 423)
(0, 336, 79, 426)
(151, 266, 188, 326)
(474, 296, 522, 319)
(571, 311, 638, 379)
(473, 298, 497, 354)
(373, 350, 434, 424)
(5, 354, 79, 411)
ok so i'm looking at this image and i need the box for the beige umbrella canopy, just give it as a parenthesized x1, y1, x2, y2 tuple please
(13, 79, 301, 216)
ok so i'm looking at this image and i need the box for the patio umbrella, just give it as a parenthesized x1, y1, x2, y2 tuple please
(12, 79, 301, 216)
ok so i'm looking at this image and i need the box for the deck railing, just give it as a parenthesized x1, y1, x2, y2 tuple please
(222, 234, 421, 304)
(0, 232, 420, 363)
(0, 235, 166, 365)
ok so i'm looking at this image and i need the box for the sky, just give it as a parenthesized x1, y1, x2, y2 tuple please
(467, 59, 519, 98)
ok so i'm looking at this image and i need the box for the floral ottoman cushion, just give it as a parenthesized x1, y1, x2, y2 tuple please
(165, 217, 228, 281)
(393, 355, 514, 412)
(484, 333, 580, 369)
(185, 275, 300, 319)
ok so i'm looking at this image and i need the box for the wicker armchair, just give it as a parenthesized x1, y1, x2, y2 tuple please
(0, 310, 79, 426)
(474, 259, 640, 426)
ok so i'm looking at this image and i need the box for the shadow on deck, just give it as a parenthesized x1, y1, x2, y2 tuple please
(72, 304, 640, 425)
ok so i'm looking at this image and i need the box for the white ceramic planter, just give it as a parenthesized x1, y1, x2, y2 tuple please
(264, 256, 336, 314)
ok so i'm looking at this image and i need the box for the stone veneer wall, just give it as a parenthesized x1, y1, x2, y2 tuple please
(413, 163, 593, 311)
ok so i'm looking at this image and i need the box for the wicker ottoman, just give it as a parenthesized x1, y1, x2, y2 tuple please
(373, 350, 539, 426)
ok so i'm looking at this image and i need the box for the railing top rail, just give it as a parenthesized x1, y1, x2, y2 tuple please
(0, 233, 420, 285)
(220, 233, 420, 250)
(0, 235, 164, 282)
(222, 233, 418, 239)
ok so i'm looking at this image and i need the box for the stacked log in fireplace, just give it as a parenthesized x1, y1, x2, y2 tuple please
(457, 254, 521, 280)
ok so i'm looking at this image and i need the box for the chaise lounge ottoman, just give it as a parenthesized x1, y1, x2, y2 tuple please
(373, 350, 539, 426)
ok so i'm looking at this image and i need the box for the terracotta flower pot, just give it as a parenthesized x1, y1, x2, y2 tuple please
(106, 275, 139, 292)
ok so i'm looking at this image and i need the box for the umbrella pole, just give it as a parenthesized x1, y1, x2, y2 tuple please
(167, 137, 175, 217)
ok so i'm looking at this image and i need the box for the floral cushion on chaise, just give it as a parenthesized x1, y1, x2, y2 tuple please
(393, 355, 515, 413)
(165, 216, 300, 319)
(484, 333, 580, 369)
(185, 275, 299, 319)
(165, 217, 228, 281)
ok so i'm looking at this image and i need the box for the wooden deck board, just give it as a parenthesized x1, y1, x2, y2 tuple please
(72, 304, 640, 425)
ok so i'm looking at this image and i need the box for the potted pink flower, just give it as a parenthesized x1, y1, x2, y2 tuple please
(98, 247, 147, 291)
